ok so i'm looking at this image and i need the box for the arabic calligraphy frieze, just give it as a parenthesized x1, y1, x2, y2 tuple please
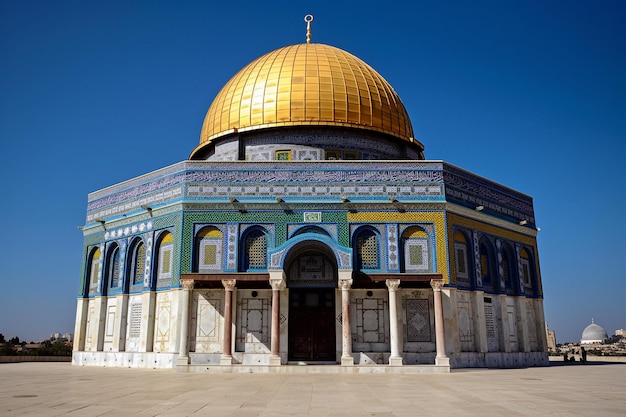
(87, 162, 445, 212)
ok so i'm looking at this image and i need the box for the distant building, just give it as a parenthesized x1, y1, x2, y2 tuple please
(72, 17, 548, 371)
(546, 325, 557, 351)
(581, 320, 608, 344)
(616, 329, 625, 338)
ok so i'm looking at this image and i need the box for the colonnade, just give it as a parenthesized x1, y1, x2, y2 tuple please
(177, 275, 448, 367)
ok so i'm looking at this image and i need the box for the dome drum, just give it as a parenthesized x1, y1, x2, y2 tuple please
(191, 125, 425, 161)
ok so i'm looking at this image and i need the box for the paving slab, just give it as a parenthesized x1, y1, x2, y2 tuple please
(0, 362, 624, 416)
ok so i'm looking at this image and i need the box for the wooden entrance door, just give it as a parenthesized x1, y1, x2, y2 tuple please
(288, 289, 336, 362)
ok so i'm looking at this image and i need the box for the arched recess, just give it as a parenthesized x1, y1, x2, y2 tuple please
(353, 226, 381, 272)
(501, 242, 517, 295)
(479, 237, 497, 293)
(519, 247, 537, 297)
(241, 226, 268, 271)
(154, 231, 174, 289)
(283, 240, 338, 362)
(103, 243, 121, 296)
(284, 240, 338, 288)
(194, 226, 223, 273)
(453, 230, 473, 289)
(401, 226, 431, 273)
(85, 247, 101, 296)
(127, 238, 146, 292)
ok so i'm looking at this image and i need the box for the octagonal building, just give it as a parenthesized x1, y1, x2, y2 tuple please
(73, 34, 548, 371)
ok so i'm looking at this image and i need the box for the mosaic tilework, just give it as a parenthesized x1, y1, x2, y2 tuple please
(442, 163, 535, 224)
(86, 160, 446, 214)
(386, 224, 399, 272)
(180, 210, 350, 274)
(446, 212, 541, 296)
(348, 211, 448, 283)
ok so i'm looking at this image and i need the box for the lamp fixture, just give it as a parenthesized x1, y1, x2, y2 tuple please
(519, 220, 527, 226)
(229, 197, 238, 203)
(341, 196, 350, 203)
(476, 205, 484, 211)
(275, 197, 284, 203)
(389, 196, 398, 203)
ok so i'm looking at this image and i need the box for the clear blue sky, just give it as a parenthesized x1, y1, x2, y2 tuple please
(1, 1, 624, 344)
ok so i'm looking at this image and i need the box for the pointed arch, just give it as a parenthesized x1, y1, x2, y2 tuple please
(241, 226, 268, 271)
(104, 243, 121, 295)
(86, 247, 101, 296)
(154, 231, 174, 289)
(453, 230, 473, 289)
(519, 247, 536, 296)
(127, 238, 146, 291)
(501, 242, 517, 295)
(353, 226, 381, 271)
(401, 225, 431, 273)
(479, 237, 497, 292)
(194, 226, 223, 272)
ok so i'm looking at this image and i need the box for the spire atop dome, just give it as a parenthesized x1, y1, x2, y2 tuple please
(304, 14, 313, 44)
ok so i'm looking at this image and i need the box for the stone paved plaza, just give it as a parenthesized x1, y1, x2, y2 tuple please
(1, 362, 624, 416)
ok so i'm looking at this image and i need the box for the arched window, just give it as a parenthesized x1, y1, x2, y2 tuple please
(104, 244, 121, 293)
(129, 239, 146, 287)
(155, 232, 174, 287)
(86, 247, 101, 295)
(454, 231, 471, 287)
(501, 243, 516, 295)
(479, 238, 496, 292)
(519, 248, 535, 296)
(355, 227, 380, 271)
(401, 226, 430, 272)
(243, 228, 267, 271)
(195, 226, 223, 272)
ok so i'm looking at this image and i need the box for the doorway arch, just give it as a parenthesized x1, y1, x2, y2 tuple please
(284, 241, 338, 362)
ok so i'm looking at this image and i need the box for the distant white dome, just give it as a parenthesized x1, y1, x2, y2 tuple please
(581, 320, 608, 344)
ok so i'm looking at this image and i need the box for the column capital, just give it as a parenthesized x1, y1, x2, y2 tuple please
(181, 278, 195, 290)
(339, 278, 353, 290)
(269, 278, 286, 291)
(222, 279, 236, 291)
(386, 279, 401, 291)
(430, 278, 444, 291)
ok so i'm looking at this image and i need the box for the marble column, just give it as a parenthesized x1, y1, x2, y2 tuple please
(176, 279, 194, 366)
(221, 279, 236, 365)
(340, 275, 354, 366)
(431, 278, 450, 366)
(269, 273, 285, 366)
(386, 279, 403, 366)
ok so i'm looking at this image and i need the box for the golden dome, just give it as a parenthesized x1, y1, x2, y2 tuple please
(191, 43, 415, 158)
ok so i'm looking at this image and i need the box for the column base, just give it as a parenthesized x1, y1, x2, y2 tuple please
(388, 356, 403, 366)
(341, 356, 354, 366)
(220, 355, 233, 365)
(175, 356, 189, 366)
(435, 356, 450, 367)
(269, 355, 282, 366)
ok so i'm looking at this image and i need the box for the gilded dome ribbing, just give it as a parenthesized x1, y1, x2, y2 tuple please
(191, 43, 415, 158)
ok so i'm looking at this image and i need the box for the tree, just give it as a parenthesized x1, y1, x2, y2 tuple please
(0, 333, 5, 343)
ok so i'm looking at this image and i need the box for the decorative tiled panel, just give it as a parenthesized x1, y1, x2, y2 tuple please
(355, 297, 388, 343)
(405, 299, 431, 342)
(442, 163, 535, 224)
(236, 296, 271, 352)
(386, 224, 399, 272)
(348, 211, 448, 282)
(190, 290, 222, 352)
(87, 186, 183, 223)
